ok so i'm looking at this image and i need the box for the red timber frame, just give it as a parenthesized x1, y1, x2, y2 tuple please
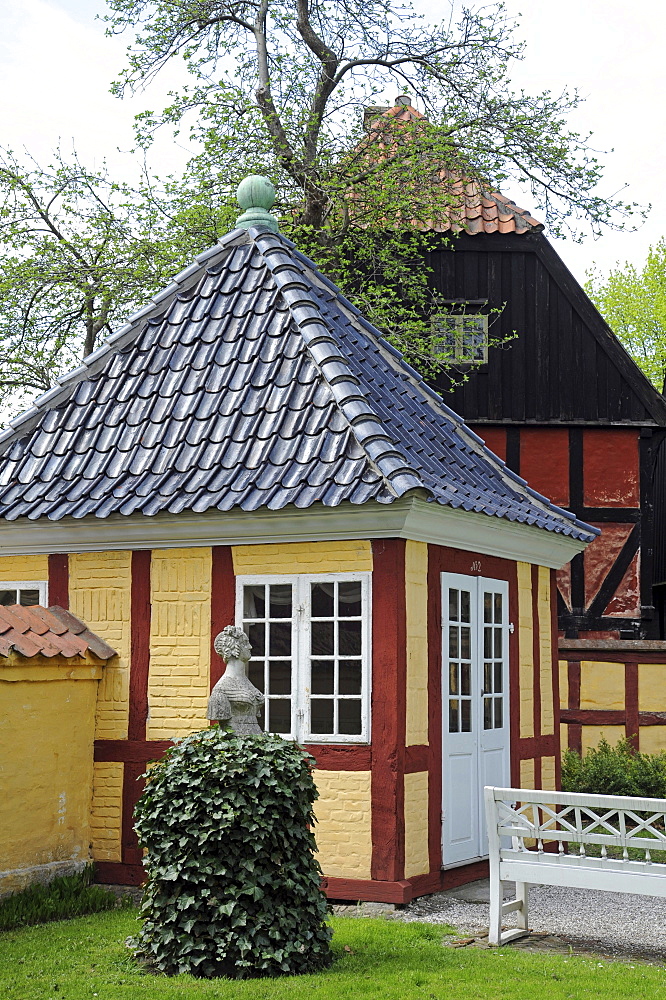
(88, 537, 560, 901)
(474, 424, 654, 639)
(560, 639, 666, 753)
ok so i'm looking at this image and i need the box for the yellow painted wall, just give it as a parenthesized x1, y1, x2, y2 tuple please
(313, 770, 372, 878)
(559, 660, 568, 708)
(537, 567, 554, 735)
(580, 661, 624, 711)
(148, 548, 212, 740)
(231, 540, 373, 576)
(520, 758, 535, 787)
(639, 664, 666, 712)
(541, 756, 556, 791)
(69, 551, 132, 740)
(90, 762, 123, 863)
(0, 554, 49, 583)
(0, 657, 102, 895)
(581, 725, 625, 753)
(404, 771, 429, 877)
(405, 541, 428, 746)
(517, 562, 534, 738)
(639, 727, 666, 754)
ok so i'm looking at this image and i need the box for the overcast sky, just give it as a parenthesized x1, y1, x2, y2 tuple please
(0, 0, 664, 284)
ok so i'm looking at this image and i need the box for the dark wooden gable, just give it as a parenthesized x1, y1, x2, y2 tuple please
(428, 232, 666, 428)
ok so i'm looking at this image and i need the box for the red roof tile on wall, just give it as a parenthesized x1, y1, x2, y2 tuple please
(0, 605, 117, 659)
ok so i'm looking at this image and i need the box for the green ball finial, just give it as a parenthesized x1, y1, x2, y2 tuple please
(235, 175, 278, 232)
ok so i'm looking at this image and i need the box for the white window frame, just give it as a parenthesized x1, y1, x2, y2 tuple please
(0, 580, 48, 606)
(236, 572, 372, 744)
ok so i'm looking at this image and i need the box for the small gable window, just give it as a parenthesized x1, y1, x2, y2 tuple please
(0, 581, 47, 607)
(431, 300, 489, 365)
(237, 573, 371, 743)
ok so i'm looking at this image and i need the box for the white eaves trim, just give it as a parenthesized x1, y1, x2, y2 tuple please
(0, 496, 588, 569)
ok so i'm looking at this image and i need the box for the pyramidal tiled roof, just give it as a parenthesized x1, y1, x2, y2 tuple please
(0, 226, 593, 542)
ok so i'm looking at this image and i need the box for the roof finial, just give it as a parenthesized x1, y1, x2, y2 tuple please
(235, 175, 279, 233)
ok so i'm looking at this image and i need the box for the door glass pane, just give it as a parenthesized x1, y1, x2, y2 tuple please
(338, 581, 361, 617)
(460, 662, 470, 696)
(483, 661, 492, 694)
(311, 699, 334, 734)
(460, 591, 471, 623)
(339, 700, 362, 735)
(449, 700, 459, 733)
(460, 627, 471, 659)
(311, 660, 334, 694)
(494, 661, 503, 693)
(449, 628, 459, 658)
(484, 592, 492, 623)
(461, 700, 471, 732)
(449, 588, 459, 621)
(483, 628, 492, 658)
(494, 628, 502, 658)
(311, 582, 334, 618)
(494, 698, 503, 729)
(494, 592, 503, 623)
(339, 661, 362, 695)
(483, 697, 492, 730)
(449, 662, 458, 695)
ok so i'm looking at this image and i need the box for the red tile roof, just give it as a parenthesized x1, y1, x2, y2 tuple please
(365, 103, 544, 235)
(0, 605, 117, 659)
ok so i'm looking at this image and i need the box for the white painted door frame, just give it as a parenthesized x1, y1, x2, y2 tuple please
(441, 572, 511, 867)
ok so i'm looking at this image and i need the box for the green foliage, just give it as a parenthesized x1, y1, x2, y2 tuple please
(562, 736, 666, 798)
(0, 865, 119, 932)
(105, 0, 641, 239)
(133, 728, 333, 979)
(586, 240, 666, 391)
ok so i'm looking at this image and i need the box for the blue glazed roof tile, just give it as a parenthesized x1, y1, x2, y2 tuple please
(0, 226, 597, 543)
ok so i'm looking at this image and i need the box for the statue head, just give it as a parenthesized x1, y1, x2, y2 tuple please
(214, 625, 252, 664)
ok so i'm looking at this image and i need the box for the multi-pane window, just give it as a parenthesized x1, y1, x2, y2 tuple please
(482, 590, 504, 730)
(238, 574, 370, 743)
(446, 585, 472, 733)
(432, 314, 488, 364)
(0, 581, 47, 607)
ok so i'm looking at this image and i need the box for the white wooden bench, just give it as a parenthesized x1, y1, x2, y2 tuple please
(484, 785, 666, 946)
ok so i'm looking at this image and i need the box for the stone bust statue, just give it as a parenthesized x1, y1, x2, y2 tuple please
(207, 625, 264, 734)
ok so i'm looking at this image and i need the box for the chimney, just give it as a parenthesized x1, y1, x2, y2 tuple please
(363, 105, 389, 129)
(394, 95, 413, 106)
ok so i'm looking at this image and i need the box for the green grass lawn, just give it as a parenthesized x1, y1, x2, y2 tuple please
(2, 908, 666, 1000)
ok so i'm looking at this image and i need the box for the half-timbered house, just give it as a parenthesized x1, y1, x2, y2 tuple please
(0, 181, 593, 900)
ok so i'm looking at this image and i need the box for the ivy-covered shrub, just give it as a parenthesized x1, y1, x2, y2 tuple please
(133, 728, 332, 978)
(562, 736, 666, 798)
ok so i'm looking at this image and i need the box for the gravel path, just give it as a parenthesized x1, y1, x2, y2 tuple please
(399, 883, 666, 961)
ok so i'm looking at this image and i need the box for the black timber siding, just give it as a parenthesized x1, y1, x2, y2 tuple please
(428, 232, 666, 427)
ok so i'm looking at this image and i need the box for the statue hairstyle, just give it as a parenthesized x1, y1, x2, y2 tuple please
(214, 625, 252, 663)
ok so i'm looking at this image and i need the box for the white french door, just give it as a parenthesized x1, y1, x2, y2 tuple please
(441, 573, 511, 867)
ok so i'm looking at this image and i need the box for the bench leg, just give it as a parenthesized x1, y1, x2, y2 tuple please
(488, 861, 503, 946)
(515, 880, 529, 933)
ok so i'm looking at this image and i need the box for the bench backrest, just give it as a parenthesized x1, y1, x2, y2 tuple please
(485, 786, 666, 864)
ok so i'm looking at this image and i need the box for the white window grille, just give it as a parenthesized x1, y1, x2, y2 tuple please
(0, 581, 48, 607)
(236, 573, 371, 743)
